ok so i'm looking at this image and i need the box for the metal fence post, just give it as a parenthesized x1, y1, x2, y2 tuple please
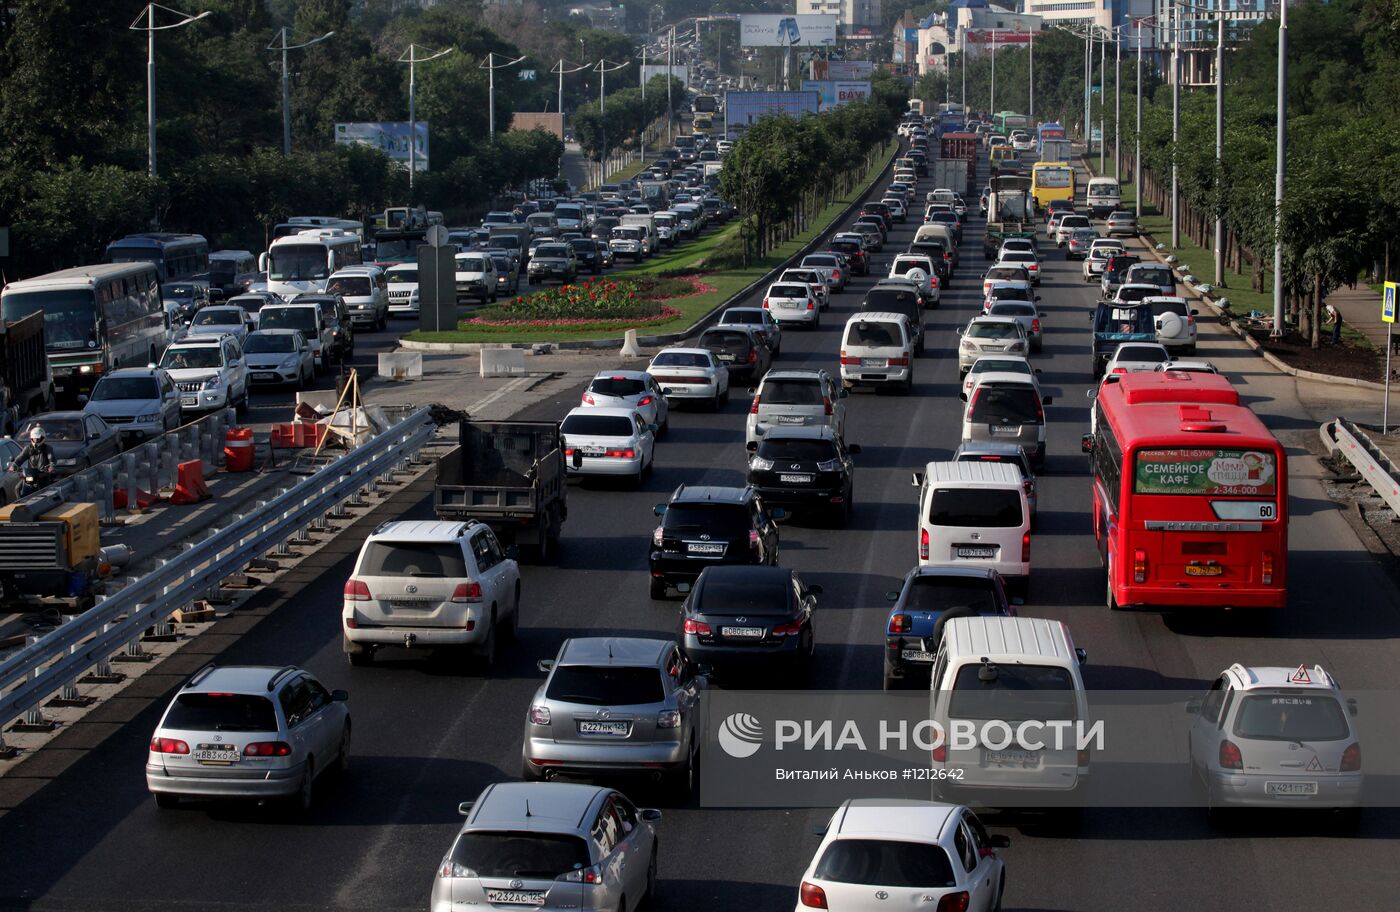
(123, 452, 139, 513)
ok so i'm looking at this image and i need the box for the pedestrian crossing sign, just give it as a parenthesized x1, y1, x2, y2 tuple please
(1384, 281, 1397, 324)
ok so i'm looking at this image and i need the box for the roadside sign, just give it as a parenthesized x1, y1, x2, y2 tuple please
(425, 224, 449, 248)
(1383, 281, 1397, 323)
(518, 69, 537, 81)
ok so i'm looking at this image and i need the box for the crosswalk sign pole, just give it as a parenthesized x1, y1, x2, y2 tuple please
(1384, 282, 1397, 432)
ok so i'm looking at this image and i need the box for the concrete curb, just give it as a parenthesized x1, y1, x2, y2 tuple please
(402, 143, 900, 354)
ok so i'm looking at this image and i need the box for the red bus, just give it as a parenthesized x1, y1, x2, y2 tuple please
(1083, 371, 1287, 610)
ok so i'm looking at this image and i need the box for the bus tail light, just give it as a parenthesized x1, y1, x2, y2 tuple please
(1133, 549, 1148, 584)
(1261, 552, 1275, 585)
(920, 528, 930, 561)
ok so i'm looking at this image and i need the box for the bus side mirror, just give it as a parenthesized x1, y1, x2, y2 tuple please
(258, 252, 268, 272)
(1081, 434, 1095, 454)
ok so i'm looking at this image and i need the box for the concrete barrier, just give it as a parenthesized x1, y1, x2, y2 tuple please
(480, 347, 527, 377)
(619, 329, 643, 358)
(378, 351, 423, 381)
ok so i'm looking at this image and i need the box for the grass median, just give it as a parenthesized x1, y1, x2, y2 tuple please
(406, 141, 896, 345)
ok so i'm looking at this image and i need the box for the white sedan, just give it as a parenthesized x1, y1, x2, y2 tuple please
(559, 406, 655, 483)
(1105, 341, 1172, 375)
(580, 369, 669, 433)
(646, 347, 730, 411)
(796, 799, 1009, 912)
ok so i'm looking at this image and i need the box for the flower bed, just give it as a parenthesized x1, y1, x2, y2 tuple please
(464, 275, 710, 328)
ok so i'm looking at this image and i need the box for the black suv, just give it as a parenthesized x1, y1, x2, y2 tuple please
(648, 485, 782, 599)
(746, 427, 859, 526)
(292, 294, 354, 363)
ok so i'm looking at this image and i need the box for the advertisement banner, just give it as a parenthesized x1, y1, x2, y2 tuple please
(825, 60, 874, 80)
(801, 80, 871, 112)
(1134, 448, 1278, 497)
(334, 122, 429, 172)
(640, 63, 688, 89)
(723, 91, 820, 140)
(739, 14, 838, 47)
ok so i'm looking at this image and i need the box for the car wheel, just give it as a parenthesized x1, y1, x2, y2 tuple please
(993, 873, 1006, 912)
(649, 576, 667, 600)
(668, 746, 698, 801)
(336, 723, 351, 776)
(293, 759, 315, 812)
(477, 612, 498, 670)
(235, 390, 248, 416)
(344, 635, 372, 666)
(153, 792, 180, 810)
(1106, 565, 1121, 611)
(882, 659, 903, 691)
(710, 389, 722, 412)
(644, 849, 659, 904)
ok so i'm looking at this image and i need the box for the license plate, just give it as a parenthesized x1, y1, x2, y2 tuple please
(957, 547, 996, 559)
(687, 542, 725, 555)
(723, 626, 766, 638)
(774, 415, 805, 424)
(985, 749, 1040, 768)
(861, 358, 887, 367)
(254, 372, 276, 381)
(580, 446, 605, 456)
(716, 353, 735, 361)
(989, 425, 1021, 437)
(484, 890, 547, 907)
(181, 397, 198, 408)
(193, 745, 240, 763)
(900, 649, 935, 662)
(1185, 564, 1223, 576)
(779, 474, 813, 484)
(779, 301, 799, 309)
(388, 599, 433, 609)
(577, 720, 630, 737)
(1266, 781, 1319, 796)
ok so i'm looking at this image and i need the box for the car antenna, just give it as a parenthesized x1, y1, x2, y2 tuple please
(525, 799, 533, 817)
(608, 641, 614, 660)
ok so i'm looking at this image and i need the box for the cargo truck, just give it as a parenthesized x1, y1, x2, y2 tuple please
(931, 159, 972, 199)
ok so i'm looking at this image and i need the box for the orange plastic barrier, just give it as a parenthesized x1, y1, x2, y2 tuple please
(169, 460, 211, 505)
(114, 487, 158, 510)
(224, 426, 255, 472)
(270, 423, 328, 449)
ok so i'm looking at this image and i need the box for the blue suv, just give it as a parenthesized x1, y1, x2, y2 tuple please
(882, 566, 1018, 690)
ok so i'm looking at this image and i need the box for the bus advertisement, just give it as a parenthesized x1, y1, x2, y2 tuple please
(1032, 162, 1076, 210)
(1084, 371, 1287, 611)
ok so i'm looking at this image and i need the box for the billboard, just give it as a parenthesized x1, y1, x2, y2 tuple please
(810, 59, 874, 81)
(640, 63, 689, 89)
(335, 121, 429, 172)
(739, 14, 838, 47)
(723, 90, 820, 140)
(801, 80, 872, 112)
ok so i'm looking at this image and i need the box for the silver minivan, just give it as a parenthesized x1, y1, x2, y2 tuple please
(745, 369, 847, 449)
(961, 375, 1053, 469)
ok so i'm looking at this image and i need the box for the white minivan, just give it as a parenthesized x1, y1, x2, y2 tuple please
(929, 615, 1090, 802)
(839, 312, 914, 393)
(913, 461, 1031, 593)
(1086, 177, 1123, 218)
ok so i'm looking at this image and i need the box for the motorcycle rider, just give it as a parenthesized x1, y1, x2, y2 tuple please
(11, 425, 56, 491)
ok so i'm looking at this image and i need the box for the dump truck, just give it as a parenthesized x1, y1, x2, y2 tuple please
(434, 420, 567, 563)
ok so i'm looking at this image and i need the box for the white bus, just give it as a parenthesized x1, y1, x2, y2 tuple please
(1, 263, 165, 404)
(272, 216, 366, 243)
(260, 229, 364, 299)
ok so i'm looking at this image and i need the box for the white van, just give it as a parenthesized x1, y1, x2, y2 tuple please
(1086, 177, 1123, 218)
(912, 461, 1031, 592)
(840, 312, 914, 393)
(929, 615, 1090, 800)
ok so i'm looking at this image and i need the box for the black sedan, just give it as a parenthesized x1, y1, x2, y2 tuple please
(17, 412, 123, 476)
(678, 565, 819, 676)
(746, 426, 858, 526)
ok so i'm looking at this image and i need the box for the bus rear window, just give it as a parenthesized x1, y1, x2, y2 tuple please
(1134, 448, 1278, 496)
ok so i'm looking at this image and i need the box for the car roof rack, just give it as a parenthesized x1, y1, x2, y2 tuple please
(266, 665, 300, 692)
(187, 662, 217, 687)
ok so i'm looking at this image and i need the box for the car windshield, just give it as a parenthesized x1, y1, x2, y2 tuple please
(1131, 266, 1174, 287)
(894, 261, 931, 276)
(1094, 305, 1154, 334)
(388, 268, 418, 283)
(449, 832, 592, 880)
(193, 310, 240, 326)
(760, 379, 823, 406)
(162, 284, 198, 300)
(160, 347, 222, 370)
(901, 576, 1003, 614)
(970, 386, 1042, 424)
(700, 330, 751, 350)
(698, 573, 793, 615)
(1117, 345, 1169, 363)
(244, 333, 296, 354)
(1000, 253, 1035, 265)
(813, 840, 956, 889)
(1150, 299, 1189, 317)
(555, 205, 583, 220)
(989, 287, 1030, 303)
(21, 418, 81, 442)
(663, 503, 750, 535)
(990, 303, 1035, 317)
(968, 322, 1020, 340)
(456, 258, 490, 272)
(651, 352, 710, 368)
(91, 377, 158, 401)
(536, 246, 569, 258)
(949, 663, 1078, 721)
(258, 308, 317, 333)
(357, 541, 469, 577)
(326, 276, 371, 296)
(562, 414, 635, 437)
(570, 240, 597, 253)
(1233, 694, 1350, 742)
(163, 693, 278, 732)
(720, 310, 762, 326)
(589, 377, 646, 397)
(970, 359, 1031, 377)
(757, 437, 837, 463)
(846, 321, 901, 346)
(930, 488, 1023, 528)
(805, 257, 838, 268)
(546, 665, 664, 705)
(491, 257, 512, 272)
(2, 289, 98, 350)
(986, 268, 1025, 282)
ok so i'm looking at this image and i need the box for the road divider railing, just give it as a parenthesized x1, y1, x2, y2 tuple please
(1322, 418, 1400, 515)
(0, 407, 437, 756)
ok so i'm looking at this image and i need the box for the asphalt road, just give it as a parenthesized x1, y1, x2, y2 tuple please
(3, 149, 1400, 912)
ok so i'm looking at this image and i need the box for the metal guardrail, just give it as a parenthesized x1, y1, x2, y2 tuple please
(1326, 418, 1400, 516)
(0, 407, 437, 740)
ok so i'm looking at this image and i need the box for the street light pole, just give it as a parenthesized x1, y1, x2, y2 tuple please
(1115, 28, 1121, 180)
(668, 25, 675, 144)
(268, 26, 334, 156)
(1099, 27, 1106, 172)
(960, 29, 966, 114)
(400, 45, 454, 193)
(1135, 17, 1143, 218)
(130, 3, 211, 178)
(595, 58, 629, 184)
(990, 29, 996, 117)
(479, 51, 527, 143)
(1214, 11, 1225, 286)
(1171, 2, 1181, 248)
(553, 58, 590, 134)
(1272, 0, 1288, 335)
(1028, 26, 1034, 121)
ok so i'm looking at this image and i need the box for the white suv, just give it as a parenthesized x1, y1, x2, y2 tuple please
(158, 335, 250, 414)
(326, 267, 389, 330)
(342, 520, 521, 668)
(385, 263, 421, 316)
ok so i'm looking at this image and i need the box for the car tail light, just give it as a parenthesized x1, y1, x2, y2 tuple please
(561, 864, 604, 884)
(150, 737, 189, 754)
(451, 582, 483, 603)
(657, 709, 681, 728)
(582, 393, 595, 405)
(344, 579, 370, 601)
(823, 397, 833, 416)
(243, 741, 293, 757)
(1261, 551, 1275, 585)
(1111, 367, 1127, 374)
(750, 395, 761, 414)
(889, 613, 912, 634)
(832, 270, 841, 281)
(920, 528, 930, 561)
(1021, 532, 1031, 563)
(807, 300, 815, 310)
(1078, 748, 1091, 768)
(1032, 319, 1041, 333)
(888, 357, 909, 366)
(762, 297, 770, 309)
(605, 449, 636, 458)
(1341, 742, 1361, 772)
(529, 705, 552, 725)
(1133, 549, 1148, 584)
(1219, 739, 1244, 770)
(1034, 395, 1045, 421)
(932, 743, 947, 763)
(683, 617, 712, 636)
(799, 882, 828, 909)
(652, 526, 663, 546)
(840, 356, 861, 365)
(563, 447, 575, 456)
(749, 529, 761, 549)
(747, 349, 758, 364)
(638, 395, 653, 407)
(772, 620, 802, 636)
(937, 892, 970, 912)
